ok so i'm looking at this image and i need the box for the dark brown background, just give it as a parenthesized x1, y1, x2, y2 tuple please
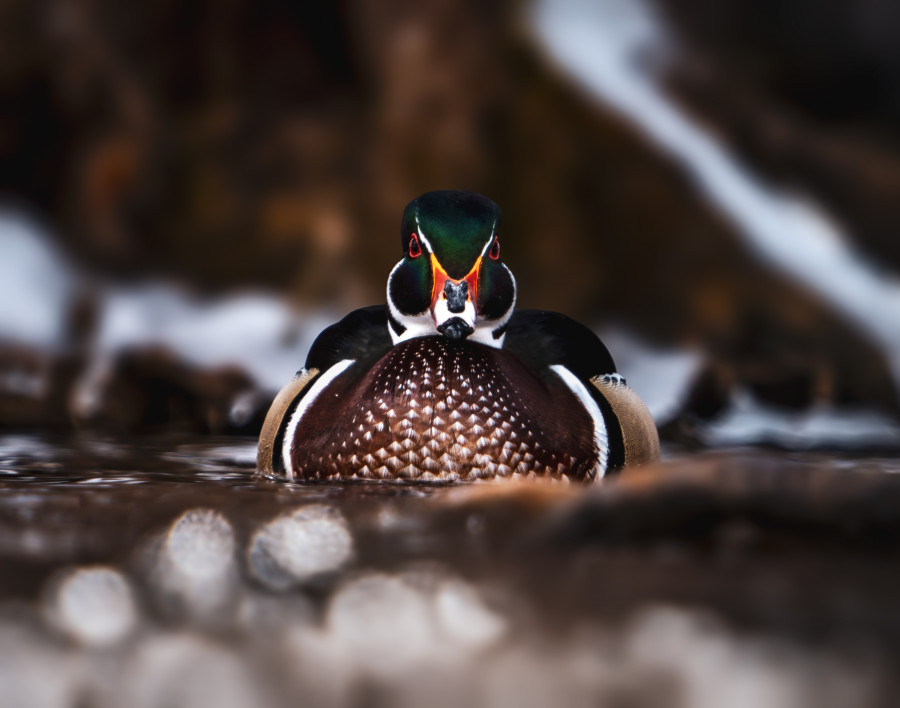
(1, 0, 899, 436)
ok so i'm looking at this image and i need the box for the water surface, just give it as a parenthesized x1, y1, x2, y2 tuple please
(2, 435, 899, 707)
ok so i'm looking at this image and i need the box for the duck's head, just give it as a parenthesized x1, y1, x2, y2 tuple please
(387, 190, 517, 348)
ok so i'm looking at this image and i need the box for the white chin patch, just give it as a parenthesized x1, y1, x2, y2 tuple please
(432, 297, 476, 331)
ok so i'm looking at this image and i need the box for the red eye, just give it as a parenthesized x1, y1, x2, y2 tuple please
(409, 233, 422, 258)
(489, 236, 500, 260)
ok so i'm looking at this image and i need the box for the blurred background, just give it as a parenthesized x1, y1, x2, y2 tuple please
(2, 0, 900, 447)
(4, 3, 900, 707)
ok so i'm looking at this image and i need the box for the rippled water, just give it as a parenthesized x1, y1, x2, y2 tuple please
(2, 435, 900, 707)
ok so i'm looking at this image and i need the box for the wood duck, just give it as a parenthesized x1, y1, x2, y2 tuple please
(258, 191, 659, 482)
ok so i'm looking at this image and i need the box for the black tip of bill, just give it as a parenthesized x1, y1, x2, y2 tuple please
(438, 317, 475, 341)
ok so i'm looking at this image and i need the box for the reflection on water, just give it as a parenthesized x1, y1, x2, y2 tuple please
(1, 435, 900, 706)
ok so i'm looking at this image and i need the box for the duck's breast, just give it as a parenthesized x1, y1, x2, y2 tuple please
(289, 337, 598, 482)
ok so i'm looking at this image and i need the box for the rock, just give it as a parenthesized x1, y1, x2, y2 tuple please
(108, 633, 267, 708)
(149, 508, 238, 624)
(73, 346, 262, 434)
(45, 566, 138, 646)
(319, 569, 507, 681)
(0, 619, 76, 708)
(247, 505, 354, 590)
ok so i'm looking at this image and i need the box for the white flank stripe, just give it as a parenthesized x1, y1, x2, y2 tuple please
(281, 360, 354, 479)
(551, 364, 609, 480)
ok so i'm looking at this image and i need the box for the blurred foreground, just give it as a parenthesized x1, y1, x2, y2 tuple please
(2, 435, 900, 708)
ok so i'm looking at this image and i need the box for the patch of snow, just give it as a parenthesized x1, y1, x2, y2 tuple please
(531, 0, 900, 390)
(0, 209, 73, 351)
(700, 389, 900, 449)
(72, 283, 335, 417)
(0, 206, 334, 404)
(94, 284, 330, 392)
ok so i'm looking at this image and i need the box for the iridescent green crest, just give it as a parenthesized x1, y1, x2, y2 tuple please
(401, 190, 501, 278)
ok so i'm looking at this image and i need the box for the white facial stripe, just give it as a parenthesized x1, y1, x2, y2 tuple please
(389, 312, 435, 345)
(281, 359, 354, 479)
(470, 263, 516, 348)
(413, 216, 435, 255)
(469, 321, 505, 347)
(386, 260, 436, 345)
(550, 364, 609, 480)
(416, 213, 498, 266)
(477, 216, 501, 259)
(417, 231, 435, 254)
(386, 261, 414, 321)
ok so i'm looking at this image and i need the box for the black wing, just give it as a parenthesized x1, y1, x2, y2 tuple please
(504, 309, 629, 474)
(259, 305, 393, 476)
(503, 309, 617, 382)
(305, 305, 394, 372)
